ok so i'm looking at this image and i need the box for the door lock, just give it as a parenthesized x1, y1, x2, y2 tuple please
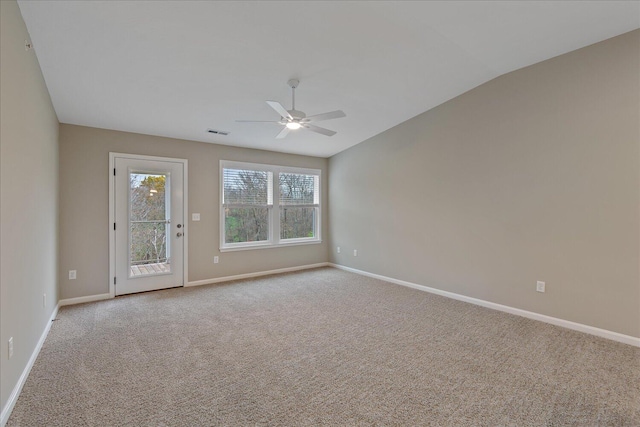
(177, 224, 182, 228)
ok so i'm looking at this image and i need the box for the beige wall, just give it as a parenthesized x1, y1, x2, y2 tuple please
(58, 125, 329, 299)
(0, 0, 60, 413)
(329, 30, 640, 338)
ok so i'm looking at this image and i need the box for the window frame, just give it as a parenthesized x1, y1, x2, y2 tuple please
(220, 160, 321, 252)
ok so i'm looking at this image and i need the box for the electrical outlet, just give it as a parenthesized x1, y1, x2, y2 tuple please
(8, 337, 13, 359)
(337, 246, 341, 253)
(69, 270, 76, 280)
(43, 293, 46, 308)
(536, 281, 545, 293)
(192, 213, 200, 221)
(214, 256, 219, 264)
(353, 249, 358, 257)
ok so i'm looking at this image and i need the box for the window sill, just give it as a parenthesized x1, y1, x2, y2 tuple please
(220, 239, 322, 253)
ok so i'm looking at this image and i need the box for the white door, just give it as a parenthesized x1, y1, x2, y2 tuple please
(112, 155, 186, 296)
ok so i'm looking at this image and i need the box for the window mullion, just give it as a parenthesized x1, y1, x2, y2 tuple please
(278, 203, 319, 208)
(223, 203, 268, 208)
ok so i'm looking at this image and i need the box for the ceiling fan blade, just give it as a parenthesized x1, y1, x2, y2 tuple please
(266, 101, 293, 120)
(235, 120, 282, 123)
(276, 126, 290, 139)
(302, 124, 336, 137)
(303, 110, 346, 122)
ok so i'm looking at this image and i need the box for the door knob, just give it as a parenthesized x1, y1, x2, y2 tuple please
(176, 232, 183, 237)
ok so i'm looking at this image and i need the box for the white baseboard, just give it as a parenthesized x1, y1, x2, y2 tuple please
(187, 262, 330, 287)
(330, 263, 640, 348)
(58, 293, 111, 307)
(59, 264, 332, 303)
(0, 304, 60, 427)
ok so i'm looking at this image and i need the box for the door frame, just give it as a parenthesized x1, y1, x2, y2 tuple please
(109, 152, 189, 298)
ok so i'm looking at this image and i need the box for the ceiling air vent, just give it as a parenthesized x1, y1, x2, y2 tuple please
(207, 129, 229, 136)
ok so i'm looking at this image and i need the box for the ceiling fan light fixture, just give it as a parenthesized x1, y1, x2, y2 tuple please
(286, 122, 301, 130)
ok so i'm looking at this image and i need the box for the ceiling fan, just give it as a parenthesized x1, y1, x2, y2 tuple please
(237, 79, 346, 139)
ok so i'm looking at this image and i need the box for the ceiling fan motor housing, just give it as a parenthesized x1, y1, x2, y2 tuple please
(287, 109, 306, 120)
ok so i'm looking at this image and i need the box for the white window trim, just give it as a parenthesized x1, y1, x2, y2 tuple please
(220, 160, 322, 252)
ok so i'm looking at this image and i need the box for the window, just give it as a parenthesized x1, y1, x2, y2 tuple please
(221, 161, 321, 251)
(222, 167, 272, 246)
(279, 172, 319, 240)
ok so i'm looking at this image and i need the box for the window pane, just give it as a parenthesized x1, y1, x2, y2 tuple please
(225, 207, 269, 243)
(224, 169, 272, 205)
(279, 173, 318, 205)
(281, 207, 316, 239)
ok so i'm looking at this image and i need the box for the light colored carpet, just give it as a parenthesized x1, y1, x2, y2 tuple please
(7, 267, 640, 426)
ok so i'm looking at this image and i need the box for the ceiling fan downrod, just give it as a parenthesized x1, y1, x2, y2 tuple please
(287, 79, 299, 111)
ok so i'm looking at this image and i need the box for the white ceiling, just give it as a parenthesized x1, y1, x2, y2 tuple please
(17, 1, 640, 158)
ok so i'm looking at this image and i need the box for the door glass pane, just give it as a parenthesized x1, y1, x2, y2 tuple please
(129, 173, 171, 277)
